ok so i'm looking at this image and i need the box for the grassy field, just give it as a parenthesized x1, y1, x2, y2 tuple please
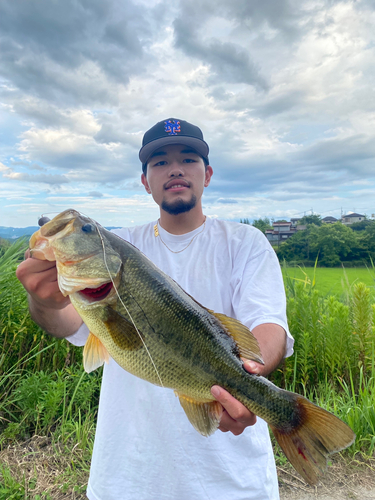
(1, 242, 375, 497)
(282, 266, 375, 298)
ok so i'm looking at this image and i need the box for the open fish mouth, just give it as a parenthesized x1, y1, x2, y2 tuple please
(79, 282, 113, 301)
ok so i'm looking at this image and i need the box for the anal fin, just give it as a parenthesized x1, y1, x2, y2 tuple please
(176, 392, 223, 437)
(83, 331, 110, 373)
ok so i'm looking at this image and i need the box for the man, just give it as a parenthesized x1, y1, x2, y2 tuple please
(17, 118, 293, 500)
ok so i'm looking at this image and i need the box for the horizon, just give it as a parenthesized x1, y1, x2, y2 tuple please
(1, 210, 369, 230)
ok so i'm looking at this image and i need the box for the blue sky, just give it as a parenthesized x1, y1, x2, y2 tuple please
(1, 0, 375, 227)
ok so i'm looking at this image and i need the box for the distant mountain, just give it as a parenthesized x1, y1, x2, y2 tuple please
(0, 226, 122, 240)
(0, 226, 39, 239)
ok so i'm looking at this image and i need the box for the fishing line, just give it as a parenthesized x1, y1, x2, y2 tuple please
(86, 214, 213, 500)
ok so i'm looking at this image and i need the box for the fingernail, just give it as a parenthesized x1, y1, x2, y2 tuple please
(211, 386, 221, 398)
(244, 360, 259, 373)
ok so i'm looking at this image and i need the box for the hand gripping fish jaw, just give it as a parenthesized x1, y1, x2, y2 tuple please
(30, 209, 122, 298)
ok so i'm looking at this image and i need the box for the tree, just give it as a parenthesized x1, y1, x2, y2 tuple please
(277, 222, 362, 266)
(252, 217, 273, 234)
(308, 223, 360, 266)
(276, 228, 311, 261)
(357, 223, 375, 261)
(0, 238, 11, 258)
(298, 214, 322, 226)
(349, 220, 374, 231)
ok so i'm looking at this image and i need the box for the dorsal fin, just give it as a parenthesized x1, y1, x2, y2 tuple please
(181, 288, 265, 366)
(208, 310, 264, 365)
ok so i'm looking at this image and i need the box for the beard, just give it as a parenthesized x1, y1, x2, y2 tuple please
(161, 195, 197, 215)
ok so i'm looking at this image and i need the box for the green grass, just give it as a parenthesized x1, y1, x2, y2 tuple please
(2, 240, 375, 494)
(281, 266, 375, 298)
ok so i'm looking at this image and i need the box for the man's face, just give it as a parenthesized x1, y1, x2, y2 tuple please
(141, 144, 213, 215)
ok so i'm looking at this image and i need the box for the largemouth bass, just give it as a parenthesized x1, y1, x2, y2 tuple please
(29, 209, 355, 485)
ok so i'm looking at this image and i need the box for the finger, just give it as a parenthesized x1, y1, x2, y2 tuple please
(217, 410, 253, 436)
(242, 359, 263, 375)
(17, 257, 57, 279)
(30, 281, 70, 309)
(211, 386, 256, 425)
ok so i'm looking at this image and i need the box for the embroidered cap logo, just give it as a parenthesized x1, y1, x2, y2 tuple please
(164, 120, 181, 135)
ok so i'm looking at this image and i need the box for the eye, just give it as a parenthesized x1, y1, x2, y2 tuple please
(153, 160, 167, 166)
(183, 158, 196, 163)
(82, 223, 94, 233)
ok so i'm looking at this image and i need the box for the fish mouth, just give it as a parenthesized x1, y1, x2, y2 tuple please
(79, 282, 114, 302)
(30, 210, 80, 261)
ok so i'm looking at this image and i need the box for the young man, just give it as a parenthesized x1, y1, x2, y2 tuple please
(16, 118, 293, 500)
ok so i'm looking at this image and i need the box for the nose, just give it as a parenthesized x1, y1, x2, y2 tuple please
(168, 160, 184, 177)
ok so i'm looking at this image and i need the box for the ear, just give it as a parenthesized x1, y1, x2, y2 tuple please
(141, 173, 152, 194)
(204, 166, 213, 188)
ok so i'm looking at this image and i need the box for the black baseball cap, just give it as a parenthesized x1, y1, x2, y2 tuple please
(139, 118, 209, 172)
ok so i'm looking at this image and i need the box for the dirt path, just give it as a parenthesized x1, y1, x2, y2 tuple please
(278, 457, 375, 500)
(1, 437, 375, 499)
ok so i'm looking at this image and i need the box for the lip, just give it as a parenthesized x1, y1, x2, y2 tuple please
(165, 179, 190, 190)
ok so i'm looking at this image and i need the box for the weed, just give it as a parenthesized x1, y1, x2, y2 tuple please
(0, 465, 26, 500)
(2, 240, 375, 492)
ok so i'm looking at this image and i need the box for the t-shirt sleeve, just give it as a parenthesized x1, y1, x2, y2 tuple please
(231, 230, 294, 358)
(66, 322, 90, 346)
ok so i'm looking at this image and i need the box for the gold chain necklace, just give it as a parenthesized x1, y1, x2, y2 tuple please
(153, 218, 206, 254)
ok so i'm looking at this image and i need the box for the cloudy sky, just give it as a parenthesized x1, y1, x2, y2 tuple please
(1, 0, 375, 228)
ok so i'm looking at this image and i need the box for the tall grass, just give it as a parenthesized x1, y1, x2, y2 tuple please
(275, 264, 375, 391)
(1, 241, 375, 466)
(0, 241, 101, 449)
(271, 264, 375, 456)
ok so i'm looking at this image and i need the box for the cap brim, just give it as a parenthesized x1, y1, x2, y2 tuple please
(139, 136, 209, 164)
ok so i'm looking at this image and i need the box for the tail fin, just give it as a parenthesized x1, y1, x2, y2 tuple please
(270, 395, 355, 485)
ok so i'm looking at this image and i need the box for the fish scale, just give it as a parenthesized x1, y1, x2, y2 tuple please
(29, 209, 356, 486)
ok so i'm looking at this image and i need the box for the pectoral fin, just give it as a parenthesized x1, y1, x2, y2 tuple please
(176, 392, 223, 437)
(104, 306, 144, 351)
(83, 331, 110, 373)
(209, 311, 264, 365)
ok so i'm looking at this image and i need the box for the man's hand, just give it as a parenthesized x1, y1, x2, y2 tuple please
(210, 360, 263, 435)
(16, 250, 83, 338)
(210, 323, 286, 436)
(16, 249, 69, 309)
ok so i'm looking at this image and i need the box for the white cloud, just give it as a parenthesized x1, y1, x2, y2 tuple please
(1, 0, 375, 227)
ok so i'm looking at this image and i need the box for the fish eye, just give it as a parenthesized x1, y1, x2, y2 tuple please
(82, 223, 94, 233)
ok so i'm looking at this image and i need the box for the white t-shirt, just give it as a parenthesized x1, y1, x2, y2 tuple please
(69, 218, 293, 500)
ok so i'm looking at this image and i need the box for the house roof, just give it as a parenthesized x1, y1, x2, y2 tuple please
(342, 213, 365, 218)
(322, 216, 338, 221)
